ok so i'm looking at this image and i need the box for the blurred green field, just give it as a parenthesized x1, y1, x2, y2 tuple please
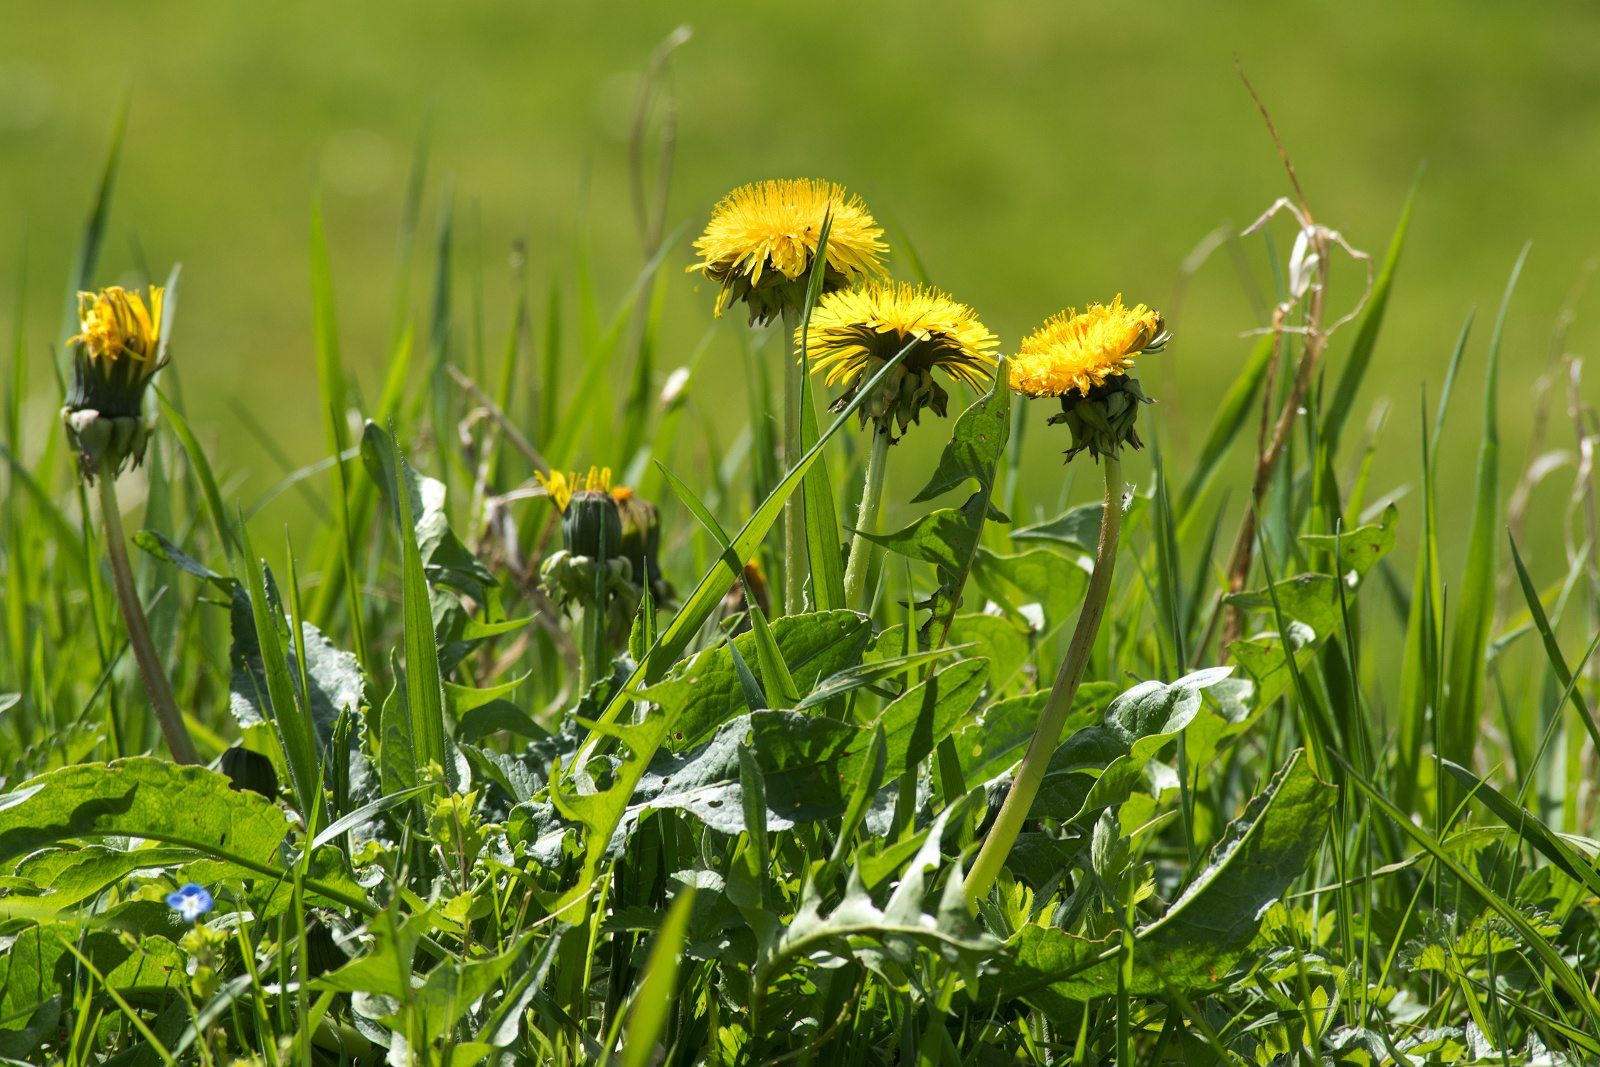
(4, 0, 1598, 536)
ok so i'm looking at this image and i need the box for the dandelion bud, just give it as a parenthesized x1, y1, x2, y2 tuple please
(62, 285, 166, 481)
(612, 486, 673, 604)
(537, 467, 623, 560)
(564, 487, 623, 561)
(1009, 296, 1170, 462)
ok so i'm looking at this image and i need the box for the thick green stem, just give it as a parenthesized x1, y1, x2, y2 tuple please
(96, 474, 199, 765)
(780, 307, 805, 615)
(965, 453, 1123, 904)
(843, 423, 891, 609)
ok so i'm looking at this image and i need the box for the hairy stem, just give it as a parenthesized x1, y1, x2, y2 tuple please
(842, 422, 891, 609)
(96, 474, 199, 764)
(965, 453, 1123, 904)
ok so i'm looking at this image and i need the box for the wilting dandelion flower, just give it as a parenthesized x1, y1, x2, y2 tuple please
(691, 179, 887, 324)
(166, 883, 214, 923)
(804, 281, 998, 433)
(63, 285, 167, 479)
(1008, 296, 1169, 461)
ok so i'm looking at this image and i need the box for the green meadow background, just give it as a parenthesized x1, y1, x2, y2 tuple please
(3, 0, 1597, 545)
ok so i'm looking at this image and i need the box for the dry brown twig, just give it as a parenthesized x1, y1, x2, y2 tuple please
(1198, 61, 1374, 661)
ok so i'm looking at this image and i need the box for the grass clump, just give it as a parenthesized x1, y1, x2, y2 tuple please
(0, 91, 1598, 1067)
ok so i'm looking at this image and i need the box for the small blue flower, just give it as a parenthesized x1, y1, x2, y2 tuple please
(166, 883, 214, 923)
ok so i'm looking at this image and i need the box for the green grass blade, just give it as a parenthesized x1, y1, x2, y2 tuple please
(1440, 245, 1527, 787)
(1338, 751, 1600, 1026)
(235, 517, 323, 827)
(1323, 177, 1418, 455)
(799, 213, 846, 612)
(59, 92, 129, 353)
(310, 198, 370, 665)
(1439, 758, 1600, 900)
(1177, 329, 1274, 523)
(619, 886, 696, 1067)
(1507, 534, 1600, 754)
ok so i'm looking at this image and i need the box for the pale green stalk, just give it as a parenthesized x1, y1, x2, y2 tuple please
(965, 453, 1122, 903)
(842, 422, 891, 608)
(96, 474, 199, 764)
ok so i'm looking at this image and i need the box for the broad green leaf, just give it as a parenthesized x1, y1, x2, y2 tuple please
(1012, 496, 1148, 555)
(761, 805, 996, 992)
(971, 546, 1090, 638)
(629, 711, 855, 835)
(1299, 502, 1400, 581)
(228, 587, 365, 763)
(658, 610, 870, 751)
(9, 845, 196, 914)
(840, 658, 990, 781)
(912, 372, 1012, 503)
(1226, 505, 1397, 707)
(996, 749, 1334, 1006)
(1032, 668, 1232, 821)
(953, 683, 1116, 786)
(1230, 621, 1317, 708)
(797, 644, 964, 711)
(858, 491, 988, 574)
(0, 758, 288, 869)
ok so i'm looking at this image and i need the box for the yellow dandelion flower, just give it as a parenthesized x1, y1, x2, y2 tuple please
(803, 281, 997, 430)
(1008, 296, 1167, 399)
(70, 286, 165, 375)
(536, 466, 612, 513)
(805, 282, 998, 390)
(691, 179, 887, 323)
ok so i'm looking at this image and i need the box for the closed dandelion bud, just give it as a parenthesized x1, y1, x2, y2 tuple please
(612, 486, 672, 603)
(538, 467, 623, 560)
(690, 179, 887, 325)
(1008, 296, 1169, 462)
(804, 282, 998, 436)
(62, 285, 167, 480)
(564, 487, 623, 560)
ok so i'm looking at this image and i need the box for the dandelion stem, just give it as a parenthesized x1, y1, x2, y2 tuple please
(781, 307, 805, 615)
(965, 453, 1123, 904)
(843, 423, 891, 609)
(96, 474, 199, 764)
